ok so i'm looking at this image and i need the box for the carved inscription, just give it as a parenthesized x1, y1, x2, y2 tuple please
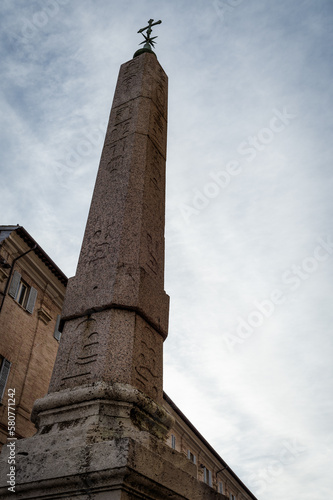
(151, 110, 166, 152)
(156, 80, 167, 112)
(122, 75, 135, 93)
(80, 220, 113, 268)
(104, 102, 133, 176)
(105, 137, 127, 176)
(115, 103, 133, 124)
(110, 120, 131, 143)
(146, 232, 158, 276)
(135, 336, 158, 396)
(158, 66, 167, 85)
(62, 318, 100, 384)
(120, 59, 140, 94)
(149, 148, 163, 193)
(107, 155, 124, 175)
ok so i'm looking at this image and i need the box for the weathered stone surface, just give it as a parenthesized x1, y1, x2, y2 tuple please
(61, 53, 169, 339)
(31, 382, 173, 442)
(49, 309, 164, 401)
(0, 432, 226, 500)
(47, 52, 170, 404)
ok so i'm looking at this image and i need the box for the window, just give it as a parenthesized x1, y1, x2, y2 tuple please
(203, 467, 212, 487)
(8, 270, 37, 314)
(171, 434, 176, 449)
(17, 281, 28, 306)
(0, 357, 11, 402)
(218, 482, 224, 494)
(187, 450, 197, 464)
(230, 494, 236, 500)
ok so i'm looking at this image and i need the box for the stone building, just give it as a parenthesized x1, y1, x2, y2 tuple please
(0, 31, 258, 499)
(0, 225, 67, 448)
(164, 395, 256, 499)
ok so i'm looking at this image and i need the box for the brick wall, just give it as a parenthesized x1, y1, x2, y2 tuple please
(0, 232, 66, 448)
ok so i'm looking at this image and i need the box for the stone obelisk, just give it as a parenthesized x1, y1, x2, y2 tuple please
(0, 26, 223, 500)
(49, 39, 169, 405)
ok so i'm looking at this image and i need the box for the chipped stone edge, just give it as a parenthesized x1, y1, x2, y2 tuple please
(31, 381, 174, 429)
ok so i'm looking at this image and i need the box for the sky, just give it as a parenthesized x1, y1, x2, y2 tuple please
(1, 1, 332, 498)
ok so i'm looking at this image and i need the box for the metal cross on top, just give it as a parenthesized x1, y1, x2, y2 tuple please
(137, 19, 162, 50)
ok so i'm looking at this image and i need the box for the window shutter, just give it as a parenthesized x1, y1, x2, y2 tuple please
(208, 469, 212, 487)
(0, 359, 11, 401)
(26, 287, 37, 314)
(204, 467, 207, 483)
(193, 455, 196, 464)
(187, 450, 191, 459)
(8, 271, 21, 299)
(219, 482, 223, 494)
(54, 314, 62, 341)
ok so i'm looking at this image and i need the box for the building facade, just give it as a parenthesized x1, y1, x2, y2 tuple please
(0, 225, 67, 448)
(165, 394, 256, 500)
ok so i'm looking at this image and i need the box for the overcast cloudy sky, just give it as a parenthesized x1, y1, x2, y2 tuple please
(1, 1, 332, 498)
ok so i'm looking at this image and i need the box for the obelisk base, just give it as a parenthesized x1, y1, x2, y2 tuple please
(31, 382, 173, 443)
(0, 386, 225, 499)
(0, 440, 225, 499)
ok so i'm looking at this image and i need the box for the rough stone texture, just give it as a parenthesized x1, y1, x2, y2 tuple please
(49, 309, 164, 402)
(0, 429, 227, 499)
(31, 382, 173, 442)
(61, 53, 169, 339)
(0, 382, 227, 499)
(49, 52, 169, 404)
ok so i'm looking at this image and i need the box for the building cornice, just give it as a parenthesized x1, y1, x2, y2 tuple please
(163, 392, 258, 500)
(0, 226, 68, 287)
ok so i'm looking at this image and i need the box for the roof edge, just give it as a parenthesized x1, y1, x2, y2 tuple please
(163, 391, 258, 500)
(0, 225, 68, 286)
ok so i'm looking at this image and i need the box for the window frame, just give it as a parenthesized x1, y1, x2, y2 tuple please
(16, 280, 29, 307)
(187, 449, 197, 464)
(8, 270, 37, 314)
(203, 467, 213, 487)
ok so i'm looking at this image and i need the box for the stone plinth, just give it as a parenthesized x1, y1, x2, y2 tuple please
(0, 434, 226, 500)
(0, 384, 226, 499)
